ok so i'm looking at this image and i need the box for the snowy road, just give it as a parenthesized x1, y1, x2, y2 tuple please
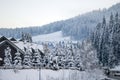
(0, 69, 106, 80)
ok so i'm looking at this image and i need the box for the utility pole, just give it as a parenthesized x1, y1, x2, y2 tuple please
(39, 67, 41, 80)
(0, 57, 2, 67)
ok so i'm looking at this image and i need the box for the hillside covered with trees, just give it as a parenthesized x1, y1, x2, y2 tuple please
(91, 12, 120, 68)
(0, 3, 120, 40)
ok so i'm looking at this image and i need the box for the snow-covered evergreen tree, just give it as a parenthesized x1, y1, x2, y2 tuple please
(81, 40, 99, 70)
(43, 43, 50, 56)
(52, 56, 59, 70)
(13, 50, 22, 68)
(4, 47, 13, 68)
(74, 49, 81, 70)
(21, 32, 32, 43)
(23, 48, 32, 68)
(113, 12, 120, 65)
(42, 43, 51, 68)
(92, 12, 120, 67)
(32, 49, 41, 68)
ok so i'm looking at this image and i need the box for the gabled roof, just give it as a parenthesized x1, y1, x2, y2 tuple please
(0, 36, 9, 42)
(10, 37, 17, 41)
(0, 36, 43, 55)
(0, 39, 25, 54)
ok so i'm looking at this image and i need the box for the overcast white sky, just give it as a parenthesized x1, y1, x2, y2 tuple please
(0, 0, 120, 28)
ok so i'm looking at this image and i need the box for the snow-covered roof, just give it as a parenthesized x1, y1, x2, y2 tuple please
(13, 41, 44, 52)
(0, 40, 25, 54)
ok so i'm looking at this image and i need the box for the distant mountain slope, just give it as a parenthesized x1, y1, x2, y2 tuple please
(32, 31, 70, 42)
(0, 3, 120, 40)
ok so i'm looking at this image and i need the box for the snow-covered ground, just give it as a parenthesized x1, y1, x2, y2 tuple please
(111, 65, 120, 71)
(32, 31, 71, 42)
(0, 69, 106, 80)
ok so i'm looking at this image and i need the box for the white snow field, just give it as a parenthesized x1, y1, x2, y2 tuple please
(32, 31, 70, 42)
(0, 69, 106, 80)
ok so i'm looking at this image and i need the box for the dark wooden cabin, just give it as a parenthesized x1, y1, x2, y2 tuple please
(0, 36, 24, 66)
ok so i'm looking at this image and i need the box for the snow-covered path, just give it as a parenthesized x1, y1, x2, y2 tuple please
(0, 69, 106, 80)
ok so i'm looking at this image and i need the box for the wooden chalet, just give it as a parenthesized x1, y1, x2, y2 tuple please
(0, 36, 24, 66)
